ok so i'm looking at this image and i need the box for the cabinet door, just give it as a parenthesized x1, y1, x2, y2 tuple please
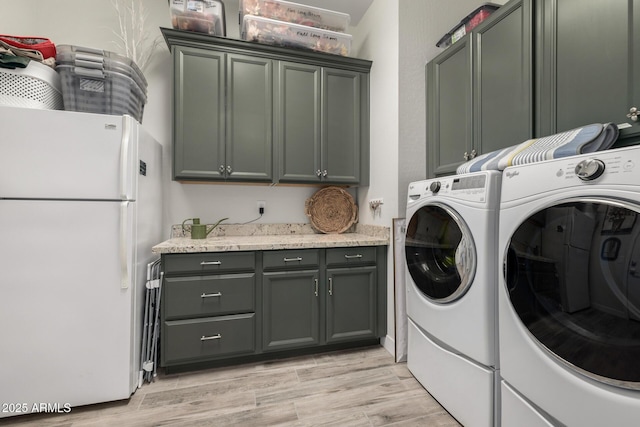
(326, 266, 377, 343)
(538, 0, 640, 142)
(474, 0, 533, 154)
(276, 61, 321, 183)
(428, 37, 473, 177)
(173, 47, 225, 180)
(262, 270, 320, 351)
(226, 54, 273, 181)
(322, 68, 361, 184)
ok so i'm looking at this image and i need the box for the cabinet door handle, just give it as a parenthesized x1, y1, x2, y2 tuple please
(463, 151, 469, 161)
(322, 170, 328, 177)
(628, 106, 639, 121)
(328, 277, 333, 296)
(201, 292, 222, 298)
(344, 254, 363, 259)
(316, 170, 322, 177)
(201, 261, 222, 266)
(314, 278, 318, 297)
(219, 165, 225, 173)
(200, 334, 222, 341)
(283, 257, 303, 262)
(470, 149, 477, 159)
(226, 165, 232, 174)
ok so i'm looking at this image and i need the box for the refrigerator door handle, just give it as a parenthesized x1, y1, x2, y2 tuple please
(120, 201, 130, 289)
(120, 118, 130, 199)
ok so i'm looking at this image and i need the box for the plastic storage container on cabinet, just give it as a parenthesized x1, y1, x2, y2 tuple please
(436, 3, 500, 48)
(241, 14, 351, 56)
(169, 0, 226, 36)
(0, 60, 63, 110)
(239, 0, 350, 32)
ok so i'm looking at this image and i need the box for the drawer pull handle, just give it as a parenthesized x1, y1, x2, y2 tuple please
(344, 254, 363, 259)
(283, 257, 303, 262)
(329, 277, 333, 296)
(201, 292, 222, 298)
(201, 334, 222, 341)
(314, 278, 318, 297)
(201, 261, 222, 266)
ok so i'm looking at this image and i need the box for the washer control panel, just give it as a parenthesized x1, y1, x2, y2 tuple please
(575, 158, 606, 181)
(501, 145, 640, 203)
(408, 171, 499, 206)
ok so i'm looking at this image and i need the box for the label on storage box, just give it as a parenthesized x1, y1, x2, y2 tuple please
(172, 0, 221, 14)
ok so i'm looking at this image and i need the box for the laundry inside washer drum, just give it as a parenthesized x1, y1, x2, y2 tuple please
(405, 205, 474, 302)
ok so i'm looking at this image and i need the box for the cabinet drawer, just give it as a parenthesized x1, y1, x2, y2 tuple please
(164, 274, 255, 320)
(163, 252, 255, 274)
(163, 314, 255, 364)
(326, 247, 376, 266)
(263, 249, 319, 270)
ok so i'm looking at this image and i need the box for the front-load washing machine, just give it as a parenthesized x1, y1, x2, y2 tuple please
(499, 145, 640, 426)
(405, 170, 501, 427)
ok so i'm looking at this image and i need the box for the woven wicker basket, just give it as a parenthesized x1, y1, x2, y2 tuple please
(305, 186, 358, 234)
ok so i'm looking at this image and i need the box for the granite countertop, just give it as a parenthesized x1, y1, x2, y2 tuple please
(152, 223, 390, 254)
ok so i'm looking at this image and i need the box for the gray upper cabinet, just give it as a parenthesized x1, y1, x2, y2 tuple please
(277, 63, 365, 184)
(226, 54, 273, 181)
(162, 28, 371, 185)
(428, 0, 533, 177)
(427, 37, 473, 177)
(172, 46, 272, 182)
(173, 47, 225, 180)
(474, 0, 533, 155)
(537, 0, 640, 144)
(276, 61, 322, 183)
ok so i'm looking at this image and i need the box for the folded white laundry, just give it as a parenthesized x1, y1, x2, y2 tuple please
(456, 123, 619, 174)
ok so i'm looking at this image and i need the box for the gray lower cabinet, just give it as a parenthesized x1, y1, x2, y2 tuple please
(161, 252, 257, 367)
(161, 246, 386, 370)
(172, 46, 272, 182)
(428, 0, 533, 177)
(262, 247, 380, 350)
(162, 28, 372, 185)
(263, 269, 321, 351)
(326, 266, 377, 343)
(537, 0, 640, 144)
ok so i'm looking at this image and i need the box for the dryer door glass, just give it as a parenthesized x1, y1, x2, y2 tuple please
(506, 200, 640, 390)
(405, 204, 476, 303)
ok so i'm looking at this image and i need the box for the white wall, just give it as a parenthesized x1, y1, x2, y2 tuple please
(351, 0, 400, 354)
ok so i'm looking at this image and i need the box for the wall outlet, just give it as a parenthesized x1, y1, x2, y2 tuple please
(257, 200, 266, 214)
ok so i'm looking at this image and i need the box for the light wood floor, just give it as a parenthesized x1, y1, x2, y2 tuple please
(3, 345, 460, 426)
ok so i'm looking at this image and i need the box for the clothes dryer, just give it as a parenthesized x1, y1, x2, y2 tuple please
(499, 145, 640, 426)
(405, 171, 501, 427)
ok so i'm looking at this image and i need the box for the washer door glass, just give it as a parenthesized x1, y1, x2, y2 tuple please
(405, 204, 476, 303)
(506, 200, 640, 389)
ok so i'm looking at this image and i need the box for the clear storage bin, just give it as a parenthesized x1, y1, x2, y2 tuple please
(239, 0, 350, 32)
(56, 45, 147, 95)
(241, 15, 351, 56)
(56, 65, 146, 123)
(170, 0, 226, 36)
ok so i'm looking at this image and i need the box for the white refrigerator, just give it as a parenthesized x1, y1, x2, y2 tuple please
(0, 106, 163, 418)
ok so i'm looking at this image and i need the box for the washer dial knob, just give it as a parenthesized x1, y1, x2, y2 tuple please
(575, 159, 605, 181)
(429, 181, 441, 193)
